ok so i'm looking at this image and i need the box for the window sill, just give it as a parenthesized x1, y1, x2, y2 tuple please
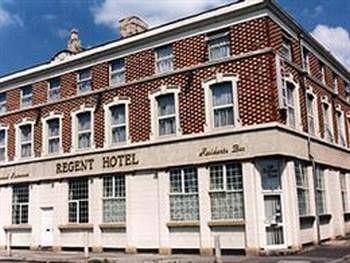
(3, 224, 32, 231)
(58, 224, 93, 231)
(166, 221, 200, 228)
(99, 223, 126, 230)
(208, 219, 245, 227)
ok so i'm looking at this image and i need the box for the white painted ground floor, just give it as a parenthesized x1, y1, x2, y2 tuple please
(0, 125, 349, 255)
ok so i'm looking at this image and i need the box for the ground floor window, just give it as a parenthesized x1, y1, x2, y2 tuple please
(340, 172, 348, 212)
(315, 166, 327, 215)
(12, 184, 29, 224)
(209, 163, 244, 220)
(68, 179, 89, 223)
(295, 161, 310, 216)
(169, 167, 199, 221)
(103, 175, 126, 223)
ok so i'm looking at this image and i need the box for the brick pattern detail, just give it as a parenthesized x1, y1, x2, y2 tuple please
(61, 72, 77, 98)
(126, 49, 155, 81)
(33, 81, 47, 105)
(174, 35, 206, 69)
(92, 62, 109, 90)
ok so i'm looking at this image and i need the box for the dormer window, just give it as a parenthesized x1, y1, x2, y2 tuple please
(110, 59, 125, 86)
(155, 45, 173, 74)
(77, 69, 92, 93)
(21, 86, 32, 108)
(207, 30, 230, 61)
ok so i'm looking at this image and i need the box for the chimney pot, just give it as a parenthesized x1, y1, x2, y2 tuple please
(67, 28, 83, 54)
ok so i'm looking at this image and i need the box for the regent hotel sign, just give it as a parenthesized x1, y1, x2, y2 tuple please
(56, 153, 139, 174)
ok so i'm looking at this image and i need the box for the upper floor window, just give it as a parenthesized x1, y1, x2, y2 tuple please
(315, 166, 326, 215)
(77, 69, 92, 93)
(17, 122, 34, 159)
(333, 75, 339, 94)
(43, 117, 61, 155)
(346, 83, 350, 102)
(21, 86, 32, 108)
(335, 108, 346, 147)
(209, 163, 244, 220)
(322, 101, 333, 143)
(285, 81, 298, 129)
(169, 167, 199, 221)
(0, 92, 7, 114)
(320, 64, 326, 85)
(281, 36, 292, 61)
(155, 45, 173, 73)
(0, 128, 7, 162)
(302, 47, 310, 74)
(76, 111, 92, 150)
(306, 93, 316, 135)
(110, 59, 125, 86)
(48, 78, 60, 101)
(105, 100, 129, 146)
(68, 179, 89, 224)
(103, 175, 126, 223)
(12, 184, 29, 225)
(294, 161, 310, 216)
(207, 31, 230, 61)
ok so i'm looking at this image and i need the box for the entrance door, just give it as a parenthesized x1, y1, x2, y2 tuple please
(257, 159, 286, 249)
(40, 207, 54, 247)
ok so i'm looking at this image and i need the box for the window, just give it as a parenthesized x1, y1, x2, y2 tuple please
(76, 111, 92, 150)
(110, 59, 125, 86)
(302, 47, 310, 74)
(286, 82, 297, 128)
(315, 166, 326, 215)
(46, 118, 61, 154)
(68, 179, 89, 223)
(346, 83, 350, 102)
(322, 102, 333, 143)
(21, 86, 32, 108)
(103, 175, 126, 223)
(77, 69, 92, 93)
(169, 167, 199, 221)
(336, 109, 346, 147)
(306, 93, 316, 135)
(207, 31, 230, 61)
(295, 161, 310, 216)
(0, 92, 7, 114)
(281, 37, 292, 61)
(340, 173, 348, 212)
(0, 128, 7, 162)
(320, 64, 326, 84)
(155, 45, 173, 73)
(211, 82, 235, 128)
(48, 78, 60, 101)
(334, 75, 339, 94)
(18, 123, 33, 158)
(156, 94, 176, 136)
(12, 185, 29, 225)
(209, 163, 244, 220)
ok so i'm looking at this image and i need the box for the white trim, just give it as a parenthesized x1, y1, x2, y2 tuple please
(0, 124, 9, 163)
(283, 74, 302, 131)
(47, 78, 61, 102)
(305, 87, 320, 137)
(20, 86, 33, 109)
(71, 105, 95, 152)
(335, 105, 346, 147)
(77, 68, 92, 94)
(109, 59, 126, 87)
(15, 118, 35, 160)
(203, 73, 240, 132)
(149, 85, 181, 140)
(41, 112, 63, 156)
(155, 45, 174, 74)
(321, 96, 334, 143)
(103, 97, 130, 147)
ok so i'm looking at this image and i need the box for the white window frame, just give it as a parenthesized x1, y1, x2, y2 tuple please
(20, 86, 33, 109)
(282, 75, 302, 131)
(335, 105, 346, 147)
(203, 73, 240, 132)
(149, 85, 181, 140)
(280, 37, 292, 61)
(315, 166, 327, 215)
(15, 119, 35, 160)
(71, 105, 95, 152)
(302, 47, 311, 74)
(0, 125, 8, 162)
(48, 78, 61, 101)
(321, 96, 334, 143)
(109, 58, 126, 87)
(340, 172, 349, 213)
(0, 92, 7, 114)
(334, 76, 339, 94)
(155, 45, 173, 74)
(294, 160, 311, 216)
(207, 31, 231, 61)
(104, 97, 130, 147)
(320, 64, 326, 85)
(41, 112, 63, 156)
(305, 88, 319, 136)
(77, 68, 92, 94)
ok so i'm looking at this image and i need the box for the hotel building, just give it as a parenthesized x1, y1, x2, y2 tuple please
(0, 0, 349, 255)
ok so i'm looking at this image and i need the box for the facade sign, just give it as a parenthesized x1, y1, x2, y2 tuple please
(199, 144, 245, 157)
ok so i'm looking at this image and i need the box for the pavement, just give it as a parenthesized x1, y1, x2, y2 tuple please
(0, 239, 349, 263)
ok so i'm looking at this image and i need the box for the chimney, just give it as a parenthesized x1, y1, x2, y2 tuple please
(119, 16, 149, 38)
(67, 28, 83, 54)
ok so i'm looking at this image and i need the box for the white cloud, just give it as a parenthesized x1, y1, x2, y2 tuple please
(91, 0, 233, 29)
(311, 25, 350, 70)
(0, 0, 23, 28)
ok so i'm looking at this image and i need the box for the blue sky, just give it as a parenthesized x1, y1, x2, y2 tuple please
(0, 0, 349, 77)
